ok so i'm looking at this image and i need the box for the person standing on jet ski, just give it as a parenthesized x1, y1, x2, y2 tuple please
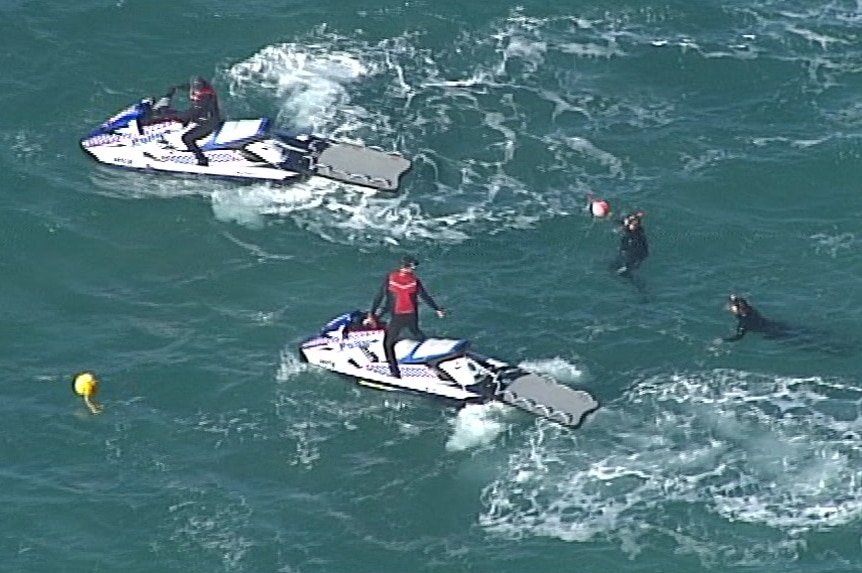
(614, 211, 649, 277)
(153, 76, 223, 166)
(179, 77, 222, 166)
(366, 256, 446, 378)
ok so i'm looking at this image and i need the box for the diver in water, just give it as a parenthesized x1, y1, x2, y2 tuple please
(614, 211, 649, 278)
(721, 294, 853, 355)
(723, 294, 784, 342)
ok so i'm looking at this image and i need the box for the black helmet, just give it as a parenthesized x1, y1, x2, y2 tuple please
(401, 255, 419, 268)
(729, 294, 749, 308)
(622, 211, 644, 225)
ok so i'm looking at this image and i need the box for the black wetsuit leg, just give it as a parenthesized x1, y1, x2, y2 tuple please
(383, 314, 408, 378)
(182, 119, 218, 165)
(402, 313, 427, 341)
(614, 226, 648, 278)
(613, 255, 640, 277)
(382, 313, 427, 378)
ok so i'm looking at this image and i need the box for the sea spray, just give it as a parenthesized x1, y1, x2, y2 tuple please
(446, 402, 511, 452)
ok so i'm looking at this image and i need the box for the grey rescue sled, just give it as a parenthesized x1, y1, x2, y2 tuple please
(500, 373, 599, 428)
(313, 142, 411, 192)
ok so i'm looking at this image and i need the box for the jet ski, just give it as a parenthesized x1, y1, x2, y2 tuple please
(299, 311, 599, 428)
(80, 96, 412, 192)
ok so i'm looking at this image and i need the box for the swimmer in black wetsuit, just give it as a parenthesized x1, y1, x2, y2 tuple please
(721, 294, 856, 355)
(725, 294, 806, 342)
(724, 295, 778, 341)
(614, 211, 649, 278)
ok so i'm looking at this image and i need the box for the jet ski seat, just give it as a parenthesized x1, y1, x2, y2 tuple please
(200, 119, 271, 151)
(395, 338, 469, 365)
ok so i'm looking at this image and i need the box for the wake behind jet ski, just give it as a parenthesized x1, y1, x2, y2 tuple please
(299, 311, 599, 428)
(80, 91, 412, 191)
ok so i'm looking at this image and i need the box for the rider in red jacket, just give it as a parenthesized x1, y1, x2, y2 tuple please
(367, 256, 446, 378)
(146, 77, 223, 166)
(178, 77, 222, 166)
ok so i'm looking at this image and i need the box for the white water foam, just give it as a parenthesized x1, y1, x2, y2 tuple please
(207, 18, 638, 245)
(164, 486, 253, 571)
(274, 347, 427, 468)
(210, 181, 328, 230)
(275, 348, 312, 383)
(518, 356, 586, 384)
(87, 165, 229, 201)
(227, 39, 370, 135)
(478, 368, 862, 566)
(809, 231, 856, 259)
(446, 402, 512, 452)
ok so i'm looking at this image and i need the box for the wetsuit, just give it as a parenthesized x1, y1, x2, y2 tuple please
(725, 300, 855, 355)
(178, 84, 222, 166)
(616, 225, 649, 276)
(725, 305, 795, 342)
(369, 269, 443, 378)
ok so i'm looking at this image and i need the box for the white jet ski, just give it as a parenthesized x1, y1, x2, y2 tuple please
(80, 96, 412, 191)
(299, 311, 599, 428)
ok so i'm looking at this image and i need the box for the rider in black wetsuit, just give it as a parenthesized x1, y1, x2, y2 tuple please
(614, 211, 649, 277)
(139, 77, 223, 166)
(366, 256, 446, 378)
(176, 77, 222, 166)
(724, 294, 792, 342)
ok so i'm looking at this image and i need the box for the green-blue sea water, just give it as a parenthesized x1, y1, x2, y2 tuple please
(3, 1, 862, 571)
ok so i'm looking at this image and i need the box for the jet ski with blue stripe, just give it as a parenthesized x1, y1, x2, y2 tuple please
(300, 311, 599, 428)
(80, 97, 412, 192)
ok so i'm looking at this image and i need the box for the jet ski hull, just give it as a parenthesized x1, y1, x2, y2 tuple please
(300, 311, 599, 428)
(81, 99, 412, 191)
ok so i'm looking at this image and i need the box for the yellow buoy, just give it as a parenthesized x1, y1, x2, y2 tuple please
(73, 372, 98, 396)
(72, 371, 103, 414)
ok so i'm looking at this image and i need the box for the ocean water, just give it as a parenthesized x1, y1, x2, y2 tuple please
(3, 0, 862, 571)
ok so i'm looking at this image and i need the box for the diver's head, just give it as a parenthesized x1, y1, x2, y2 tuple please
(727, 294, 750, 314)
(622, 211, 644, 230)
(189, 76, 212, 101)
(400, 255, 419, 271)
